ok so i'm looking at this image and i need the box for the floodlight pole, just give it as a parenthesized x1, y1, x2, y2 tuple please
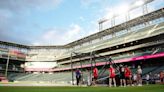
(142, 4, 148, 15)
(125, 11, 130, 32)
(142, 4, 149, 25)
(5, 51, 10, 77)
(111, 17, 115, 27)
(99, 22, 103, 31)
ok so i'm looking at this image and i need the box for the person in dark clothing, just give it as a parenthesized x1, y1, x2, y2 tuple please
(119, 65, 126, 87)
(75, 69, 81, 86)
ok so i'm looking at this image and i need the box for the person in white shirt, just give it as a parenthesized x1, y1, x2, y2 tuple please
(137, 66, 142, 86)
(146, 73, 150, 85)
(133, 73, 137, 86)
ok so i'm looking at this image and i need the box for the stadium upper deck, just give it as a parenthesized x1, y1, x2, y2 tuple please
(0, 7, 164, 61)
(27, 7, 164, 62)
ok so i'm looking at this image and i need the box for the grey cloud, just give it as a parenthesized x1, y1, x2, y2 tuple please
(0, 0, 62, 45)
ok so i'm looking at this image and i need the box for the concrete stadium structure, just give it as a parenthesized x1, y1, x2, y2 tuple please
(0, 0, 164, 85)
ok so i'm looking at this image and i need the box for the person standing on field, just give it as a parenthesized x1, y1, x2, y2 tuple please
(125, 65, 132, 86)
(92, 66, 98, 86)
(137, 66, 142, 86)
(119, 65, 126, 87)
(109, 65, 116, 87)
(75, 68, 81, 86)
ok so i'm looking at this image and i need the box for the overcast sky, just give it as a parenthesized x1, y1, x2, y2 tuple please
(0, 0, 163, 46)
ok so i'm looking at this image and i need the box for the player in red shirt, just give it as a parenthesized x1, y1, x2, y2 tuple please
(125, 65, 132, 86)
(93, 66, 98, 85)
(109, 65, 116, 87)
(160, 71, 164, 83)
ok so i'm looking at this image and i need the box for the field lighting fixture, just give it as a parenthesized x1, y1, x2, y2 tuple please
(98, 0, 154, 25)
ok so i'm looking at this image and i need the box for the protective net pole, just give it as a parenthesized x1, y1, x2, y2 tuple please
(79, 56, 83, 83)
(70, 53, 74, 85)
(90, 51, 93, 85)
(5, 51, 10, 77)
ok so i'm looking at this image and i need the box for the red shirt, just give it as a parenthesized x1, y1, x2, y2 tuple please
(109, 67, 115, 78)
(160, 72, 164, 78)
(125, 67, 132, 78)
(93, 68, 98, 77)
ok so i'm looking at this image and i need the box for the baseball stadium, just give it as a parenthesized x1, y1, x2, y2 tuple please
(0, 0, 164, 92)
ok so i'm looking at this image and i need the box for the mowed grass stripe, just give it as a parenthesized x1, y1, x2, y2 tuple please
(0, 85, 164, 92)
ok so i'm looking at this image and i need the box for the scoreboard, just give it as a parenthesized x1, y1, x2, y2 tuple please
(0, 48, 26, 61)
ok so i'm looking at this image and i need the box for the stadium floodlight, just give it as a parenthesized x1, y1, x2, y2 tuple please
(98, 0, 154, 25)
(98, 4, 129, 26)
(135, 0, 145, 6)
(98, 18, 108, 24)
(98, 8, 115, 24)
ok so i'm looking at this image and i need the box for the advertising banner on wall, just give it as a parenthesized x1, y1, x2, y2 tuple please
(0, 48, 26, 61)
(25, 62, 57, 71)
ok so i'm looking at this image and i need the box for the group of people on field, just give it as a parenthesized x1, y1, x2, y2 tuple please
(75, 64, 143, 87)
(92, 65, 142, 87)
(107, 65, 142, 87)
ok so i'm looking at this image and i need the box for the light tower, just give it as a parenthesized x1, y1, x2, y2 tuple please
(98, 0, 154, 31)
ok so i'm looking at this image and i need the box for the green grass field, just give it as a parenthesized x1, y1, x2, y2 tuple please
(0, 85, 164, 92)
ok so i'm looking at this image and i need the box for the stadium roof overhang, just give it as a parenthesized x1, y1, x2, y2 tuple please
(0, 40, 29, 49)
(29, 45, 65, 49)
